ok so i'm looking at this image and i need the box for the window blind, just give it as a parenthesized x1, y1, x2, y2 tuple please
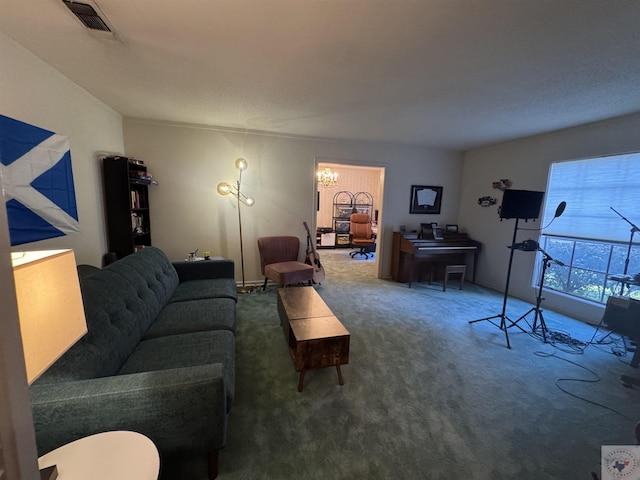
(542, 153, 640, 243)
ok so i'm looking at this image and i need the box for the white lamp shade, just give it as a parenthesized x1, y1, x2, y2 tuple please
(12, 249, 87, 383)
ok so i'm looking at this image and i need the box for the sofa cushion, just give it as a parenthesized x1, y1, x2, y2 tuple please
(143, 298, 237, 339)
(114, 247, 180, 308)
(35, 247, 180, 384)
(170, 278, 238, 303)
(118, 330, 235, 410)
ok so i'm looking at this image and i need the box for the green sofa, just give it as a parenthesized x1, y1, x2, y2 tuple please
(30, 246, 238, 479)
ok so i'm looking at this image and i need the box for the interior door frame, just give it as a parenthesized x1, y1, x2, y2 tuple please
(314, 158, 385, 278)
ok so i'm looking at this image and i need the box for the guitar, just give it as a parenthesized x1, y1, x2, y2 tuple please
(303, 221, 326, 284)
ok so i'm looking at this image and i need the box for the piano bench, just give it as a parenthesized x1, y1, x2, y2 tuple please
(444, 265, 466, 292)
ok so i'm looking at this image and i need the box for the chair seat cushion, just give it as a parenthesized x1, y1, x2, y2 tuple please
(265, 261, 314, 287)
(352, 238, 375, 247)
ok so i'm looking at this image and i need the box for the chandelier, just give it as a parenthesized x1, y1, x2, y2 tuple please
(317, 167, 338, 189)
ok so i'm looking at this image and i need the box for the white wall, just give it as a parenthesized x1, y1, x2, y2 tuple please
(459, 112, 640, 323)
(0, 31, 125, 476)
(0, 32, 124, 266)
(123, 119, 464, 283)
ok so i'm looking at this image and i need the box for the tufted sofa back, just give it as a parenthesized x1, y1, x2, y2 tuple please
(35, 247, 179, 384)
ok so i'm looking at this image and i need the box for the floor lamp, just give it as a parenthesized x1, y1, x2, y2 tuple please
(217, 158, 255, 294)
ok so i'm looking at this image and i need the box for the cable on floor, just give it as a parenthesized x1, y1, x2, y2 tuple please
(534, 349, 635, 422)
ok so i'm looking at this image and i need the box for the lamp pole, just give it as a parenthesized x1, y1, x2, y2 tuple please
(217, 158, 254, 294)
(236, 169, 249, 293)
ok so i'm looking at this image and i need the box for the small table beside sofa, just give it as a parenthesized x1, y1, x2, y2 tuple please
(38, 430, 160, 479)
(30, 246, 238, 480)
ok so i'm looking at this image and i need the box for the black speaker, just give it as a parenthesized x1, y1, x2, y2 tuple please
(499, 189, 544, 220)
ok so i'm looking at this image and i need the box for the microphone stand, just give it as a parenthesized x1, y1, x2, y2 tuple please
(469, 200, 564, 349)
(610, 207, 639, 296)
(469, 218, 526, 349)
(513, 249, 562, 343)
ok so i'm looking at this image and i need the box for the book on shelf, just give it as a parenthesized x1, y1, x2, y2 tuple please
(130, 174, 153, 181)
(130, 190, 145, 209)
(131, 213, 144, 234)
(129, 174, 158, 186)
(130, 170, 152, 177)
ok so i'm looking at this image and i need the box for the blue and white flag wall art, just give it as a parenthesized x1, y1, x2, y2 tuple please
(0, 115, 79, 246)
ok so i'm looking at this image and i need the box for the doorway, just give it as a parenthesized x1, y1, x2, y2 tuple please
(315, 160, 385, 278)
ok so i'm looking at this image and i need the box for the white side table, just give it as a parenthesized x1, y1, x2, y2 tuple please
(38, 431, 160, 479)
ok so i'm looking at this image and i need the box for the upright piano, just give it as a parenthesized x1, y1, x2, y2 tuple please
(391, 231, 482, 285)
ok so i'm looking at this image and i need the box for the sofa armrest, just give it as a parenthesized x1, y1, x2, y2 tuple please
(30, 364, 229, 456)
(172, 259, 234, 282)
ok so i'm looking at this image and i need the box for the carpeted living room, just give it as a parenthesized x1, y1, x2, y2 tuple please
(157, 249, 639, 480)
(2, 2, 640, 480)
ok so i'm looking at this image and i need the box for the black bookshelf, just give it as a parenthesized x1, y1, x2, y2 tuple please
(102, 155, 157, 259)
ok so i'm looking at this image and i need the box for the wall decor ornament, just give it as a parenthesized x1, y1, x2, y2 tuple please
(409, 185, 442, 214)
(478, 196, 497, 207)
(492, 179, 512, 190)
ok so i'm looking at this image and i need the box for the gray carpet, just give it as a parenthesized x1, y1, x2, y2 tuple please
(162, 249, 639, 480)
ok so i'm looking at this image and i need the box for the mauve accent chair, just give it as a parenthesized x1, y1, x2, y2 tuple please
(349, 213, 376, 259)
(257, 236, 314, 290)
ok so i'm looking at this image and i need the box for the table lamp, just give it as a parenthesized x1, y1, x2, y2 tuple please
(11, 249, 88, 480)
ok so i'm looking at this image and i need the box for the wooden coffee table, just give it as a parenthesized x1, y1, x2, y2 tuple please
(277, 287, 350, 392)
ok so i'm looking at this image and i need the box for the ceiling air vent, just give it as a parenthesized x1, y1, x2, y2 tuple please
(62, 1, 111, 32)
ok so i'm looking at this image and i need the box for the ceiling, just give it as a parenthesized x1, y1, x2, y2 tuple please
(2, 0, 640, 150)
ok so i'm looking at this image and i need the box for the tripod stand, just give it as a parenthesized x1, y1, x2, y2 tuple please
(610, 207, 639, 296)
(512, 250, 558, 343)
(469, 217, 526, 349)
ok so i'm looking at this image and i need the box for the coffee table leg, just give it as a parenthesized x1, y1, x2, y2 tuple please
(298, 371, 305, 392)
(336, 365, 344, 386)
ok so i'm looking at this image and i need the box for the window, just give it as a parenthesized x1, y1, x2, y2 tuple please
(540, 154, 640, 303)
(540, 236, 640, 303)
